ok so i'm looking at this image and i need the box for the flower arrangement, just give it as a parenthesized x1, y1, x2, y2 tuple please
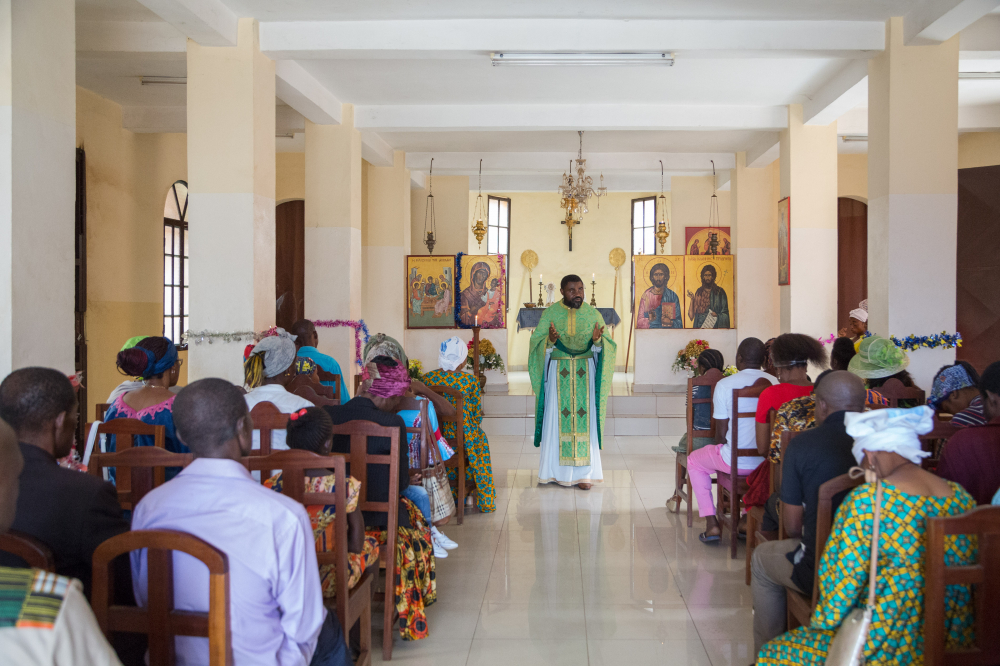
(723, 365, 738, 377)
(672, 339, 710, 375)
(467, 339, 507, 374)
(407, 358, 424, 380)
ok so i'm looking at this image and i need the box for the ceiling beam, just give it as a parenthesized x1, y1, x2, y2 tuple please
(135, 0, 237, 47)
(260, 19, 885, 59)
(803, 60, 869, 126)
(476, 173, 689, 192)
(356, 105, 788, 132)
(275, 61, 342, 125)
(746, 131, 781, 168)
(360, 130, 395, 167)
(959, 104, 1000, 131)
(906, 0, 1000, 45)
(76, 21, 186, 55)
(404, 152, 734, 172)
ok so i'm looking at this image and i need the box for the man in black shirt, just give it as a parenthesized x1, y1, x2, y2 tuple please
(751, 370, 865, 654)
(0, 367, 129, 598)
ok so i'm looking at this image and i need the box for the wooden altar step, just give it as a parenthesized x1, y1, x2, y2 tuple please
(481, 394, 687, 438)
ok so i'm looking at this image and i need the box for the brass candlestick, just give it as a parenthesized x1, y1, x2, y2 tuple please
(590, 279, 597, 306)
(537, 280, 544, 307)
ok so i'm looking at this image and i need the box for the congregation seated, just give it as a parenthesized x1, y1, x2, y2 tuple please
(264, 407, 380, 598)
(758, 406, 978, 665)
(326, 333, 436, 641)
(829, 337, 889, 407)
(130, 378, 350, 665)
(105, 336, 148, 404)
(422, 335, 497, 513)
(751, 371, 866, 653)
(852, 335, 922, 406)
(0, 367, 128, 597)
(244, 328, 314, 451)
(688, 339, 773, 543)
(937, 360, 1000, 504)
(674, 348, 730, 455)
(0, 417, 123, 664)
(929, 360, 986, 428)
(103, 336, 188, 460)
(290, 319, 351, 404)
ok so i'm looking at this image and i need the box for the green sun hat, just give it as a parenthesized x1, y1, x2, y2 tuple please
(848, 335, 910, 379)
(120, 335, 146, 351)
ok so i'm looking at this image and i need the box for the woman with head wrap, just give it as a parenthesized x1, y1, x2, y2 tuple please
(757, 406, 977, 665)
(937, 360, 1000, 504)
(103, 336, 188, 470)
(105, 335, 154, 405)
(421, 336, 496, 514)
(848, 335, 921, 407)
(243, 328, 314, 451)
(325, 333, 437, 641)
(929, 361, 985, 428)
(837, 299, 868, 351)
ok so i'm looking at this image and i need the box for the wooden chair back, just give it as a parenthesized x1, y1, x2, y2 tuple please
(290, 382, 339, 407)
(353, 374, 361, 394)
(424, 383, 468, 522)
(687, 369, 725, 449)
(249, 401, 289, 457)
(925, 505, 1000, 666)
(88, 447, 194, 510)
(396, 397, 431, 476)
(0, 530, 56, 571)
(329, 419, 401, 661)
(95, 403, 111, 421)
(85, 419, 167, 510)
(775, 428, 809, 540)
(316, 369, 343, 400)
(92, 530, 232, 666)
(876, 378, 926, 408)
(729, 378, 774, 471)
(919, 418, 959, 469)
(812, 472, 865, 605)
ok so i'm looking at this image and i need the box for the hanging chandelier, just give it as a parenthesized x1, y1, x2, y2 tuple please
(656, 160, 670, 254)
(471, 159, 487, 247)
(705, 159, 721, 255)
(558, 131, 606, 251)
(422, 158, 436, 254)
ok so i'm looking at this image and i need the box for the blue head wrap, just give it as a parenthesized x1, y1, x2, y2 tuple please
(928, 365, 975, 409)
(137, 338, 178, 379)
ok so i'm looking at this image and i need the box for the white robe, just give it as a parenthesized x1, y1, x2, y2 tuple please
(537, 345, 604, 486)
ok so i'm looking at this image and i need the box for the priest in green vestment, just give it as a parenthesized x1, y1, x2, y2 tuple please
(528, 275, 616, 488)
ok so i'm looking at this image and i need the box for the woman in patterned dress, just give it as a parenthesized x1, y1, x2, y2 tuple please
(758, 407, 977, 665)
(422, 336, 497, 513)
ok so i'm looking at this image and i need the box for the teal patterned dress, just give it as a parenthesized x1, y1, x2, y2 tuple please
(758, 481, 977, 665)
(422, 369, 496, 513)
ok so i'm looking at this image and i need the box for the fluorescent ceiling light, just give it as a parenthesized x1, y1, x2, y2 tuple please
(958, 72, 1000, 79)
(140, 76, 186, 85)
(840, 135, 868, 142)
(491, 52, 674, 67)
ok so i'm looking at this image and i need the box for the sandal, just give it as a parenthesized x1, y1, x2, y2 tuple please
(699, 532, 721, 544)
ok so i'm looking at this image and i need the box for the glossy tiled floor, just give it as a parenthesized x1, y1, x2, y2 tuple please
(373, 435, 754, 666)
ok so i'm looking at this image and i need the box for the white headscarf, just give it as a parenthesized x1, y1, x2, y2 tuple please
(849, 299, 869, 323)
(251, 328, 298, 377)
(844, 406, 934, 465)
(439, 336, 467, 372)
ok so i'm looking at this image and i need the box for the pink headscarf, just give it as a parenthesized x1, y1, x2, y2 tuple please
(362, 362, 411, 398)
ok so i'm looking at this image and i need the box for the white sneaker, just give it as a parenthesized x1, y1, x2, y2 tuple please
(432, 527, 458, 550)
(432, 540, 448, 558)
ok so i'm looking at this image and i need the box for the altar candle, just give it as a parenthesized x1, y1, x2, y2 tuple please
(475, 314, 478, 326)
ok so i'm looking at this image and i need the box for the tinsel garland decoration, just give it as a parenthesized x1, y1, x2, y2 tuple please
(817, 330, 961, 351)
(184, 320, 371, 367)
(311, 319, 371, 367)
(454, 252, 507, 329)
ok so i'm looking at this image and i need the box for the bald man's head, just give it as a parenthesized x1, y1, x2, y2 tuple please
(814, 370, 866, 423)
(0, 418, 23, 533)
(289, 320, 317, 349)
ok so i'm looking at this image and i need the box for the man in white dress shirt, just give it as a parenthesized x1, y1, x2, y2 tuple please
(131, 378, 349, 666)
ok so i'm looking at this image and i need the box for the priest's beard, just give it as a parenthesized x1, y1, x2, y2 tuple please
(563, 296, 583, 309)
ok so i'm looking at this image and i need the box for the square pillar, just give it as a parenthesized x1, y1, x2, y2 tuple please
(0, 0, 75, 376)
(305, 109, 362, 388)
(363, 152, 411, 343)
(186, 18, 276, 383)
(868, 17, 958, 386)
(779, 104, 839, 337)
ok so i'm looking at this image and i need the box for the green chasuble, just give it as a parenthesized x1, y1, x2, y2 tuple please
(528, 302, 617, 463)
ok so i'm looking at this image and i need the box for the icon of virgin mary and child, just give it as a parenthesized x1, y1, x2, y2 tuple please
(636, 262, 682, 329)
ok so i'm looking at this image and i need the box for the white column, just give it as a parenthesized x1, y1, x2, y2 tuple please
(186, 18, 276, 383)
(0, 0, 75, 376)
(868, 17, 958, 387)
(363, 151, 411, 342)
(779, 104, 839, 337)
(305, 109, 362, 389)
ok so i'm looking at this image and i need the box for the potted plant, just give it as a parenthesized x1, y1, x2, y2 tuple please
(671, 339, 711, 377)
(467, 339, 506, 390)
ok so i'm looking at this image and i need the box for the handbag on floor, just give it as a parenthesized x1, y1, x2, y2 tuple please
(825, 468, 883, 666)
(417, 410, 455, 523)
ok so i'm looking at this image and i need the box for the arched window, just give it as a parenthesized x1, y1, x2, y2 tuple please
(163, 181, 188, 345)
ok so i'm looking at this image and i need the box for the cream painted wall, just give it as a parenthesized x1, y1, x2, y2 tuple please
(838, 153, 868, 201)
(363, 152, 411, 343)
(468, 191, 663, 371)
(76, 86, 189, 418)
(669, 176, 731, 254)
(277, 152, 305, 202)
(958, 132, 1000, 169)
(410, 175, 470, 256)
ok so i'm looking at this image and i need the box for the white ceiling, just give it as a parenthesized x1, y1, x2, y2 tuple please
(75, 0, 1000, 188)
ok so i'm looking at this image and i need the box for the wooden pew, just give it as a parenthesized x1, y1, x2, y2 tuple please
(245, 450, 374, 666)
(249, 401, 289, 459)
(718, 378, 772, 558)
(88, 447, 194, 510)
(0, 530, 55, 571)
(876, 377, 926, 408)
(84, 419, 167, 510)
(669, 368, 724, 527)
(92, 530, 232, 666)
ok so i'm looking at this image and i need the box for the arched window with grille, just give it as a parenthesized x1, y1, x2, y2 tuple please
(163, 181, 188, 346)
